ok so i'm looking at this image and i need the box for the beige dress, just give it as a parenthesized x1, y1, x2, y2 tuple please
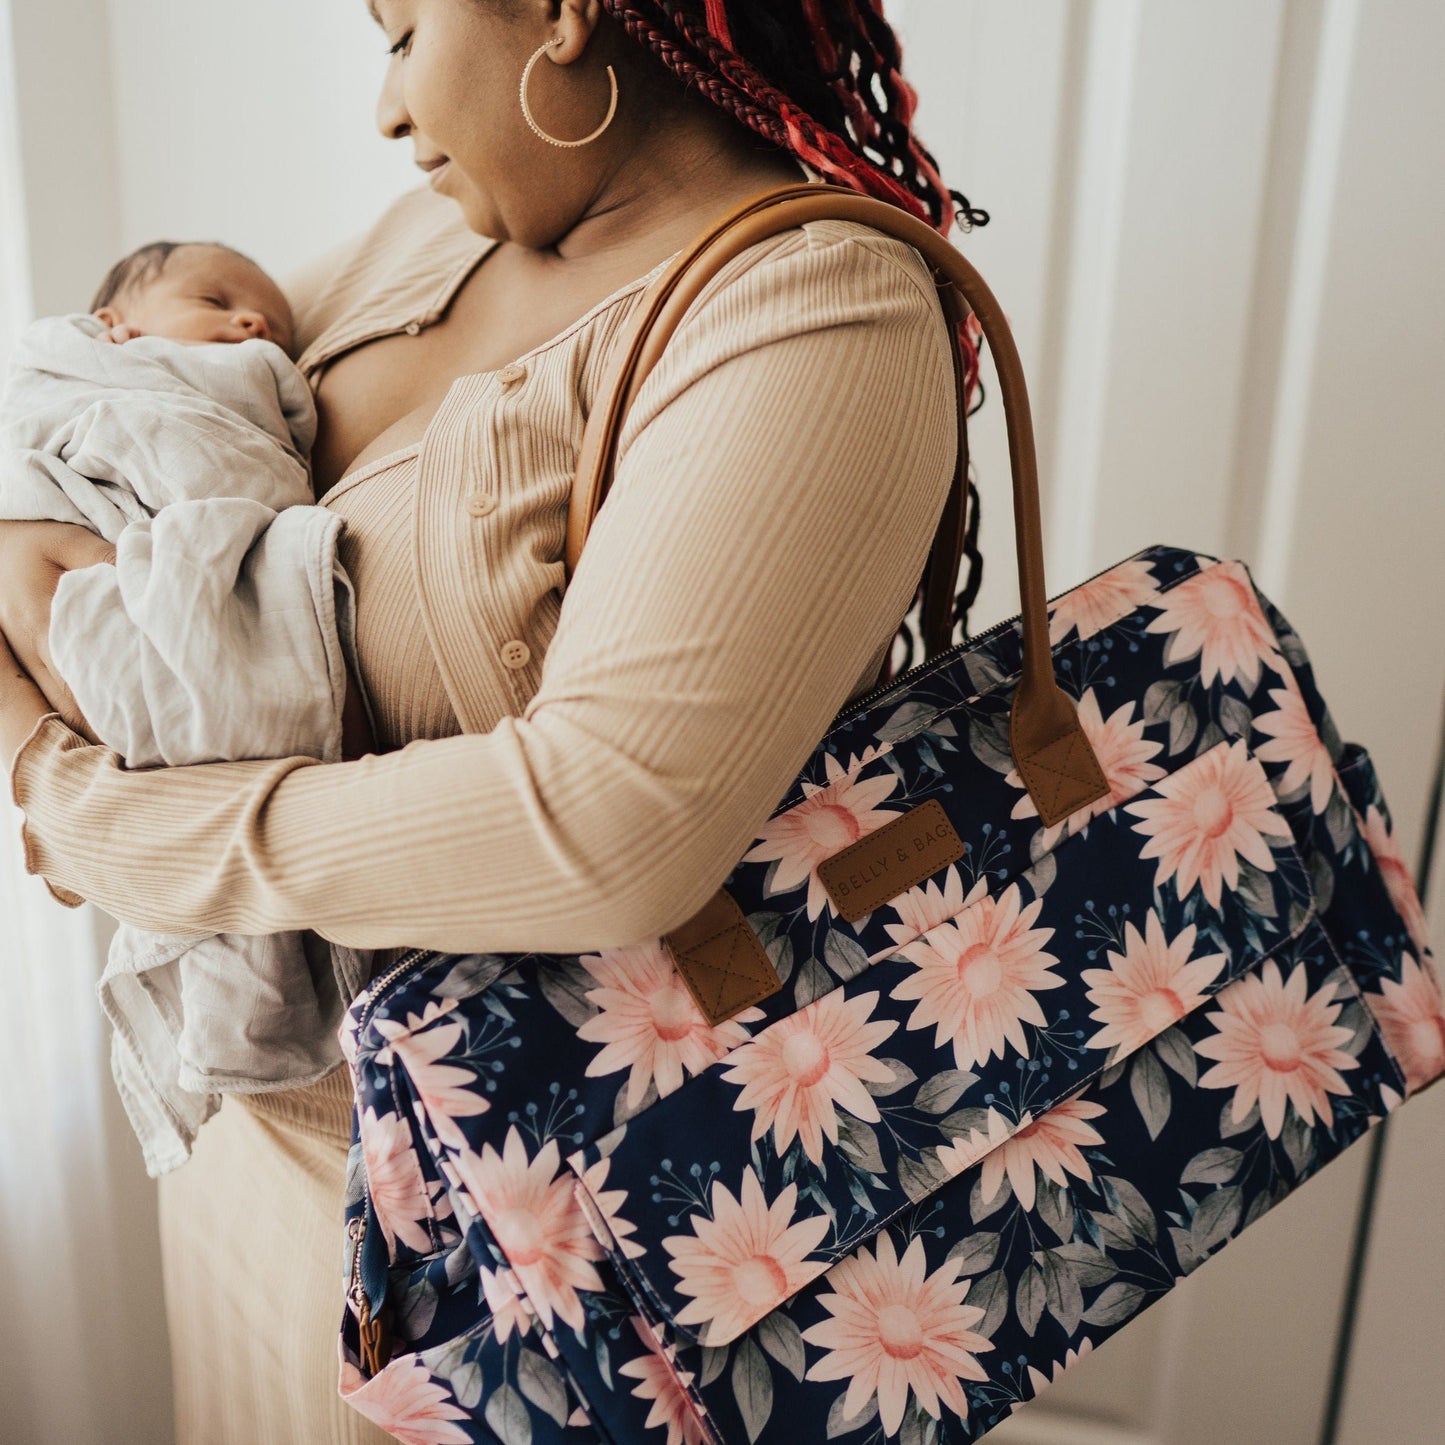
(11, 184, 957, 1441)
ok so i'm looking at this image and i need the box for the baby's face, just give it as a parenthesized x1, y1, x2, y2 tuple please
(95, 245, 295, 356)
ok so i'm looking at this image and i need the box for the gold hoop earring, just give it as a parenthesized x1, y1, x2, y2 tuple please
(520, 37, 618, 148)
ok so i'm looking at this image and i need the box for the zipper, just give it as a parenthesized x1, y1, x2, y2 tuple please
(836, 554, 1133, 726)
(346, 945, 436, 1376)
(357, 946, 435, 1030)
(346, 1206, 391, 1375)
(346, 1212, 368, 1320)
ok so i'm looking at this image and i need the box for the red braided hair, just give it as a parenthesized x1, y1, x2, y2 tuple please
(604, 0, 989, 656)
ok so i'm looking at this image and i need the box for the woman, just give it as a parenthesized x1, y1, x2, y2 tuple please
(0, 0, 981, 1438)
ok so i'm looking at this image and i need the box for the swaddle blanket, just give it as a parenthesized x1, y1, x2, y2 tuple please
(0, 313, 371, 1175)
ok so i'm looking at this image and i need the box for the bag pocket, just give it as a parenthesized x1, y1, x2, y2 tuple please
(570, 738, 1320, 1351)
(638, 915, 1405, 1444)
(343, 1064, 604, 1444)
(339, 1304, 599, 1445)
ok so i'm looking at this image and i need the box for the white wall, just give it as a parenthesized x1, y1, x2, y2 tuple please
(104, 0, 419, 278)
(13, 0, 417, 326)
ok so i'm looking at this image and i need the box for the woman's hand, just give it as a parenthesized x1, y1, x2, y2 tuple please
(0, 626, 52, 769)
(0, 520, 116, 745)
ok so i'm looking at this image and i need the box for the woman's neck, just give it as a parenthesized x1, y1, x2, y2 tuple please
(544, 109, 809, 269)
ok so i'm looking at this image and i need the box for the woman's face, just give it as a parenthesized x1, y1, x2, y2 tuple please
(369, 0, 631, 246)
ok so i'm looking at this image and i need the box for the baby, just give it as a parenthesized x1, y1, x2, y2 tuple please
(91, 239, 298, 355)
(85, 240, 371, 754)
(0, 238, 374, 1174)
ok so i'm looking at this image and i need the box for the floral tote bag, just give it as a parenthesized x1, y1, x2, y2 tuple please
(334, 186, 1444, 1445)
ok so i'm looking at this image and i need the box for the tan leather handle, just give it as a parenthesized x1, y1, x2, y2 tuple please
(566, 183, 1107, 828)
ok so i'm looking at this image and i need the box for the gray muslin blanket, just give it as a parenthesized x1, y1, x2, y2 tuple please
(0, 313, 372, 1175)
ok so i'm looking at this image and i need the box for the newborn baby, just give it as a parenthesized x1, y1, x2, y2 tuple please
(92, 239, 297, 352)
(0, 239, 373, 1174)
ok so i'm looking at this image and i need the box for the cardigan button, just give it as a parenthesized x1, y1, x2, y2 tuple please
(496, 362, 527, 387)
(466, 493, 496, 518)
(404, 321, 421, 336)
(500, 640, 531, 670)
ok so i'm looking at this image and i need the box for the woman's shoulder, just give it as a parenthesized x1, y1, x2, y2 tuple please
(702, 212, 941, 310)
(615, 211, 955, 452)
(630, 213, 949, 395)
(660, 213, 948, 364)
(282, 186, 493, 357)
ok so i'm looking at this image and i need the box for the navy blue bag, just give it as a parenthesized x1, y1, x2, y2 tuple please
(335, 186, 1442, 1445)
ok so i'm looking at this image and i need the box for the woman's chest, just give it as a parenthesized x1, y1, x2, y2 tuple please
(308, 246, 654, 497)
(319, 342, 588, 740)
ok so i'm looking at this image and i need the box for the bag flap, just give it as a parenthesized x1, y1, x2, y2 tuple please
(570, 743, 1314, 1347)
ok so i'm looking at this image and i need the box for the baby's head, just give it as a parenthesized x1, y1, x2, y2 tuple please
(90, 241, 296, 358)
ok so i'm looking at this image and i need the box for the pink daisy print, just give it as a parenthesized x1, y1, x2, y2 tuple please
(448, 1126, 604, 1333)
(1358, 803, 1431, 955)
(375, 999, 489, 1150)
(892, 884, 1063, 1070)
(720, 989, 900, 1164)
(1194, 959, 1359, 1138)
(1080, 912, 1228, 1059)
(577, 943, 762, 1108)
(575, 1154, 645, 1260)
(1144, 561, 1283, 690)
(802, 1233, 993, 1436)
(741, 748, 903, 920)
(337, 1358, 472, 1445)
(1125, 741, 1293, 909)
(935, 1097, 1108, 1211)
(1366, 953, 1445, 1094)
(618, 1318, 707, 1445)
(1009, 689, 1167, 850)
(1048, 557, 1160, 645)
(1011, 1339, 1095, 1411)
(478, 1264, 533, 1343)
(884, 868, 986, 951)
(663, 1168, 831, 1346)
(360, 1104, 434, 1256)
(1252, 681, 1334, 814)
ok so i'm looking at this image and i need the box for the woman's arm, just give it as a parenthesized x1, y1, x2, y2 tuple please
(0, 520, 118, 744)
(0, 638, 51, 765)
(11, 227, 957, 954)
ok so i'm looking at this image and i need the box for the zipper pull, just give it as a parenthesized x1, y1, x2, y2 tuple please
(347, 1213, 393, 1375)
(357, 1293, 393, 1377)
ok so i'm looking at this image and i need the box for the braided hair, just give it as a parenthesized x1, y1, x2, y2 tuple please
(605, 0, 987, 666)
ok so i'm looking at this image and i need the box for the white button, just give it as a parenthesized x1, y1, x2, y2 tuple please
(404, 321, 421, 336)
(499, 639, 531, 670)
(496, 362, 527, 387)
(465, 493, 496, 517)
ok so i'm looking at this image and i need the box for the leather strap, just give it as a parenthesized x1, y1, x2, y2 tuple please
(565, 184, 1108, 1025)
(660, 888, 784, 1024)
(568, 181, 966, 662)
(567, 181, 1107, 829)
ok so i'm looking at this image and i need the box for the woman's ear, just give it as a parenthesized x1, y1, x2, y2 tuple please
(552, 0, 606, 61)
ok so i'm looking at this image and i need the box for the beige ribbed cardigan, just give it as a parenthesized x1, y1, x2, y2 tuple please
(11, 183, 957, 958)
(9, 184, 958, 1442)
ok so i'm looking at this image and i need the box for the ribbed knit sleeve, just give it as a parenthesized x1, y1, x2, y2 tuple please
(10, 225, 957, 954)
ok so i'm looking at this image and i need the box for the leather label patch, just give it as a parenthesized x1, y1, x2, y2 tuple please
(818, 799, 965, 923)
(662, 887, 782, 1026)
